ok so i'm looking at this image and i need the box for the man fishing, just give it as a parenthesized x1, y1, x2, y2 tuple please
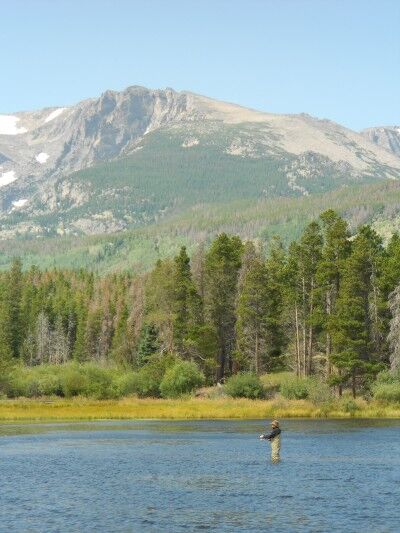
(259, 420, 281, 462)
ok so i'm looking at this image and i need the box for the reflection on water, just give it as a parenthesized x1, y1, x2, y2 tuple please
(1, 419, 400, 532)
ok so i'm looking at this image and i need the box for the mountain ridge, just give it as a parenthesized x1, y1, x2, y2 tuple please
(361, 126, 400, 157)
(0, 85, 399, 240)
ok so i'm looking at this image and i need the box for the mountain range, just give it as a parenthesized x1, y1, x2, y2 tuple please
(0, 86, 399, 270)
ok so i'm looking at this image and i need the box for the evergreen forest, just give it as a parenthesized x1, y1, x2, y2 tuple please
(2, 210, 400, 401)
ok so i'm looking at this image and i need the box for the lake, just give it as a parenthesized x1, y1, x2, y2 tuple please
(1, 419, 400, 532)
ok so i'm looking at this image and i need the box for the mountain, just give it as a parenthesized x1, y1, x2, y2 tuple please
(361, 126, 400, 157)
(0, 85, 399, 244)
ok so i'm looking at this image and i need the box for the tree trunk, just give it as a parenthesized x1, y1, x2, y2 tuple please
(326, 289, 332, 376)
(307, 277, 315, 376)
(217, 343, 226, 382)
(326, 334, 331, 376)
(302, 277, 307, 377)
(303, 321, 307, 377)
(255, 331, 259, 374)
(295, 304, 300, 377)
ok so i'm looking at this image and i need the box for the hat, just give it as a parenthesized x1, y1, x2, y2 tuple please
(271, 420, 279, 428)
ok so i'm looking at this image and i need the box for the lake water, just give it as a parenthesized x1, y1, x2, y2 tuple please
(1, 419, 400, 532)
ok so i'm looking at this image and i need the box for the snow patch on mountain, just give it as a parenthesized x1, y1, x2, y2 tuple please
(44, 108, 66, 123)
(0, 116, 28, 135)
(35, 152, 49, 164)
(0, 170, 17, 187)
(12, 199, 28, 208)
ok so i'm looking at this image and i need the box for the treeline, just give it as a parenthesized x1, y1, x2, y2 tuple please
(1, 209, 400, 397)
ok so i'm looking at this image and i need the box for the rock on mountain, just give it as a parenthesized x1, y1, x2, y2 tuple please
(0, 85, 399, 238)
(361, 126, 400, 158)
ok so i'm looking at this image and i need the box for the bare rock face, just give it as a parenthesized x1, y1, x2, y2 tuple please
(0, 85, 399, 238)
(0, 86, 192, 186)
(361, 126, 400, 158)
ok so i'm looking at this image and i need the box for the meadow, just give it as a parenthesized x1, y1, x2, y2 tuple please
(1, 396, 400, 422)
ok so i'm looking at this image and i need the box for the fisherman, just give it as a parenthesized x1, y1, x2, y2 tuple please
(259, 420, 281, 462)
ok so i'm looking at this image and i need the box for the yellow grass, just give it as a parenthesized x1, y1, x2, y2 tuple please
(0, 397, 399, 422)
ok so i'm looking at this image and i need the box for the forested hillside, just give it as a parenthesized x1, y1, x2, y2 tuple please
(2, 179, 400, 273)
(2, 210, 400, 400)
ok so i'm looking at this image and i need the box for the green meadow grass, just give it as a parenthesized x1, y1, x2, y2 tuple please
(0, 396, 399, 422)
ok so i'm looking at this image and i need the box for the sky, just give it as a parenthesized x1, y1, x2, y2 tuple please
(1, 0, 399, 130)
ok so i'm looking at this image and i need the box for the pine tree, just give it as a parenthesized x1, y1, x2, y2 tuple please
(265, 236, 287, 370)
(388, 284, 400, 372)
(235, 253, 269, 373)
(72, 293, 89, 362)
(51, 314, 69, 364)
(85, 307, 103, 362)
(173, 246, 202, 354)
(316, 210, 350, 375)
(111, 304, 134, 365)
(6, 258, 23, 358)
(381, 233, 400, 295)
(205, 234, 243, 380)
(331, 227, 383, 397)
(20, 266, 41, 355)
(35, 311, 51, 364)
(145, 259, 176, 352)
(191, 242, 206, 305)
(287, 223, 323, 376)
(0, 279, 13, 372)
(136, 323, 160, 367)
(379, 233, 400, 364)
(285, 241, 302, 375)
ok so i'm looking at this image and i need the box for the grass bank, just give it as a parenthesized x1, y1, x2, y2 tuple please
(0, 397, 400, 422)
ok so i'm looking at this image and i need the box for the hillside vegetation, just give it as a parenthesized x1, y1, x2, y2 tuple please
(2, 179, 400, 272)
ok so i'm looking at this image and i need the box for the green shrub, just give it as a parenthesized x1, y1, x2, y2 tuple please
(80, 364, 114, 399)
(9, 365, 64, 398)
(160, 360, 205, 398)
(372, 382, 400, 403)
(307, 380, 334, 405)
(280, 375, 313, 400)
(372, 370, 400, 403)
(7, 363, 149, 399)
(0, 360, 14, 396)
(136, 353, 177, 398)
(340, 397, 359, 415)
(260, 372, 293, 398)
(61, 366, 89, 397)
(375, 369, 400, 385)
(110, 372, 141, 398)
(224, 373, 265, 399)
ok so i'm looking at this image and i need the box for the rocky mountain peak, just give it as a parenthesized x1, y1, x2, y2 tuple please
(361, 126, 400, 157)
(0, 85, 399, 240)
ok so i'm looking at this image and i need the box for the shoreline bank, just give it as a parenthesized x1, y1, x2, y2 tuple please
(1, 397, 400, 422)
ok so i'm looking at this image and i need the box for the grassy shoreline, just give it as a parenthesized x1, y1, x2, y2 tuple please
(1, 397, 400, 422)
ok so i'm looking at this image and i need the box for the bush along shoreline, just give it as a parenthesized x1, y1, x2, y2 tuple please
(2, 209, 400, 411)
(1, 363, 400, 421)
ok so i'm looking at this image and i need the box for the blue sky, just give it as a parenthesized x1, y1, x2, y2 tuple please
(1, 0, 398, 129)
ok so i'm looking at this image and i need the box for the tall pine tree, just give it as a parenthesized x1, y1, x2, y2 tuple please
(235, 252, 269, 373)
(331, 227, 384, 397)
(205, 234, 243, 380)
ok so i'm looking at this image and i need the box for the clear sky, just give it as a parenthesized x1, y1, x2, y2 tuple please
(1, 0, 398, 130)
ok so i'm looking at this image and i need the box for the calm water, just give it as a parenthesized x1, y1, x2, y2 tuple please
(1, 419, 400, 532)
